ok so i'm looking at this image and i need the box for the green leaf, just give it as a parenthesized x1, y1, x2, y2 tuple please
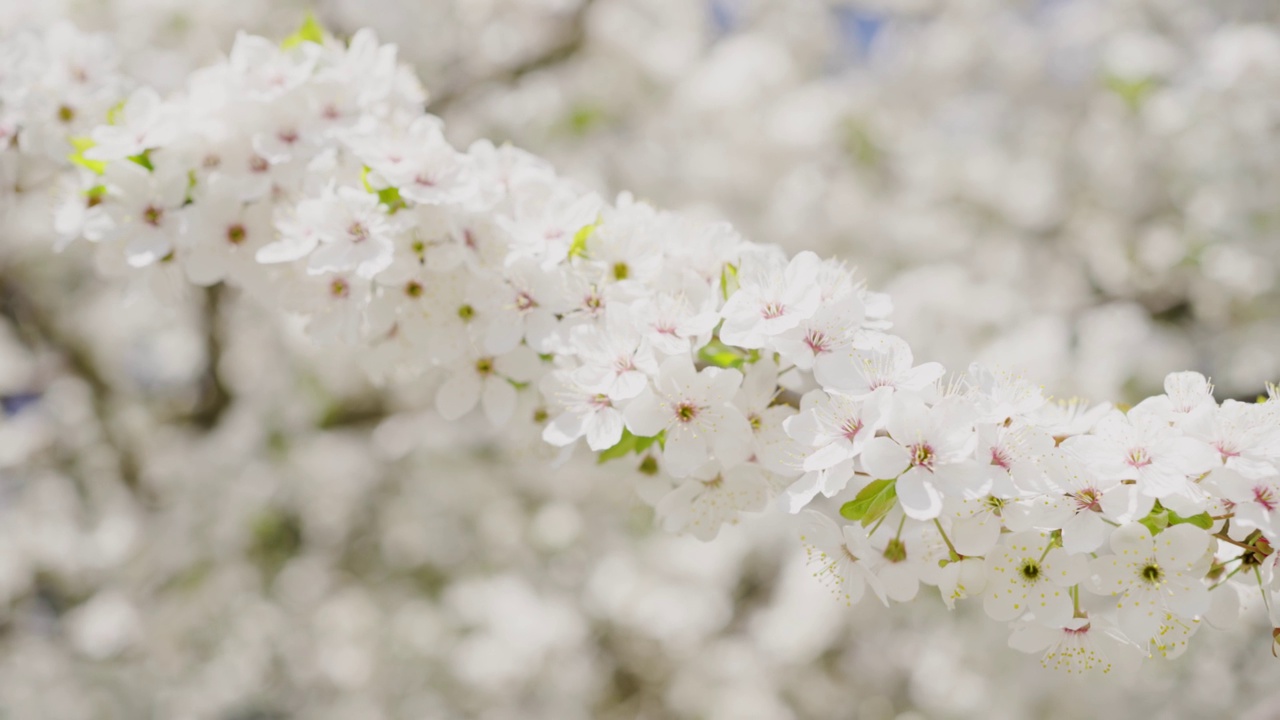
(68, 136, 106, 175)
(696, 339, 760, 369)
(720, 263, 739, 300)
(1168, 510, 1214, 530)
(568, 220, 600, 259)
(359, 166, 406, 212)
(598, 429, 663, 464)
(281, 13, 326, 49)
(1104, 74, 1157, 111)
(565, 104, 607, 135)
(128, 149, 154, 171)
(1138, 504, 1170, 536)
(840, 478, 898, 527)
(104, 99, 126, 125)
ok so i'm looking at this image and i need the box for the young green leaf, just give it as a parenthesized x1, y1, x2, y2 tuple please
(840, 479, 898, 527)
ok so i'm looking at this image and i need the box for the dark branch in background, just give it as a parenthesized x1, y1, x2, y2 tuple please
(185, 284, 232, 429)
(0, 268, 140, 492)
(425, 0, 597, 114)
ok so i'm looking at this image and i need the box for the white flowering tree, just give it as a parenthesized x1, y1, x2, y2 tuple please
(3, 7, 1280, 717)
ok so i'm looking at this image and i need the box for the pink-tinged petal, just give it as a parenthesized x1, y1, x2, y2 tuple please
(897, 469, 943, 521)
(623, 391, 666, 437)
(480, 376, 517, 427)
(1061, 511, 1107, 554)
(585, 408, 625, 451)
(436, 371, 481, 420)
(860, 437, 910, 479)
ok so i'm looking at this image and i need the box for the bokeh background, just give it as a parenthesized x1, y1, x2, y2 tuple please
(2, 0, 1280, 718)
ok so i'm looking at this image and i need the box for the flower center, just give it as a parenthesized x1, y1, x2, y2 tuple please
(612, 262, 629, 280)
(1072, 487, 1102, 513)
(404, 280, 424, 298)
(348, 221, 370, 243)
(990, 445, 1011, 469)
(910, 443, 935, 470)
(1141, 562, 1163, 585)
(457, 304, 475, 321)
(883, 538, 908, 563)
(1253, 485, 1277, 512)
(142, 205, 164, 227)
(475, 357, 494, 375)
(226, 223, 246, 245)
(804, 329, 830, 354)
(1126, 448, 1153, 468)
(675, 402, 700, 423)
(329, 278, 349, 298)
(515, 292, 537, 311)
(1019, 559, 1041, 582)
(761, 302, 786, 320)
(840, 418, 862, 442)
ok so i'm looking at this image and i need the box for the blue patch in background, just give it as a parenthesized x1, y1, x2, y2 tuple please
(834, 6, 886, 62)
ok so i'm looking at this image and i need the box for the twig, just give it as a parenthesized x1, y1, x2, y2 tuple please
(426, 0, 598, 114)
(0, 268, 140, 491)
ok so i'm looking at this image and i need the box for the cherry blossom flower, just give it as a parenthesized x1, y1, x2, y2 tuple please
(622, 356, 753, 478)
(1087, 523, 1212, 642)
(983, 531, 1088, 627)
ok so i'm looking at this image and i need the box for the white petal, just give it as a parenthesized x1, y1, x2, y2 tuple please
(897, 469, 943, 521)
(860, 437, 910, 479)
(585, 409, 625, 451)
(623, 391, 666, 437)
(436, 371, 481, 420)
(952, 513, 1001, 556)
(662, 428, 707, 478)
(1061, 511, 1107, 554)
(481, 377, 517, 427)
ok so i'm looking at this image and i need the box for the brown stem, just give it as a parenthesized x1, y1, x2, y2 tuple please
(0, 268, 140, 492)
(426, 0, 598, 114)
(185, 284, 232, 429)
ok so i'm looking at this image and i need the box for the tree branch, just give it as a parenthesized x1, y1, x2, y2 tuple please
(426, 0, 598, 114)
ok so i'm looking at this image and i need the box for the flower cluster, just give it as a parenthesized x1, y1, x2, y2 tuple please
(11, 20, 1280, 675)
